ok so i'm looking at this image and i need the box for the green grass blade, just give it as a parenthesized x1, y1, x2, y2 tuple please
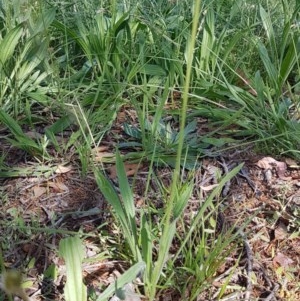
(115, 150, 140, 260)
(140, 213, 153, 278)
(257, 40, 278, 91)
(172, 180, 194, 220)
(279, 37, 299, 88)
(94, 170, 128, 230)
(259, 5, 276, 60)
(0, 109, 44, 157)
(199, 7, 215, 73)
(97, 261, 145, 301)
(116, 150, 136, 220)
(0, 109, 25, 137)
(173, 163, 243, 264)
(94, 166, 140, 260)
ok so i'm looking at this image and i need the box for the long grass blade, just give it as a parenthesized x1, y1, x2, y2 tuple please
(97, 261, 145, 301)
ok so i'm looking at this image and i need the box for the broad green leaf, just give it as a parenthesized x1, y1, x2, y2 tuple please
(59, 237, 87, 301)
(45, 115, 74, 136)
(94, 170, 126, 225)
(140, 64, 166, 76)
(115, 150, 140, 260)
(184, 119, 197, 136)
(30, 8, 56, 34)
(111, 11, 130, 37)
(0, 25, 23, 64)
(123, 123, 142, 139)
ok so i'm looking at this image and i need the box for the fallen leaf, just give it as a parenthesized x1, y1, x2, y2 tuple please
(200, 184, 219, 191)
(256, 157, 277, 169)
(25, 131, 43, 139)
(276, 161, 288, 179)
(274, 222, 288, 240)
(94, 152, 115, 162)
(109, 163, 141, 179)
(92, 146, 110, 153)
(92, 146, 115, 162)
(256, 157, 288, 179)
(33, 186, 47, 198)
(284, 157, 300, 169)
(48, 181, 69, 192)
(273, 252, 293, 268)
(117, 111, 126, 123)
(55, 165, 72, 174)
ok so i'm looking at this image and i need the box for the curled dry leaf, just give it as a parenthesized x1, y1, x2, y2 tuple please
(200, 183, 219, 191)
(55, 165, 72, 174)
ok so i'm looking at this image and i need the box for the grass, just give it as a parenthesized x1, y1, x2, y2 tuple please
(0, 0, 299, 300)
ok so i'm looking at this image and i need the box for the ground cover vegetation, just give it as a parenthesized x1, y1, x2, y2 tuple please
(0, 0, 299, 300)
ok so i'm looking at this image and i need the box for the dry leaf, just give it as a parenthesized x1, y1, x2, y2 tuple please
(48, 181, 69, 192)
(25, 131, 43, 139)
(92, 146, 115, 162)
(276, 162, 288, 179)
(55, 165, 72, 174)
(94, 152, 115, 162)
(117, 111, 126, 123)
(256, 157, 277, 169)
(284, 157, 300, 168)
(274, 222, 288, 240)
(33, 186, 47, 198)
(92, 146, 110, 153)
(109, 163, 141, 179)
(256, 157, 288, 179)
(273, 252, 293, 268)
(200, 184, 219, 191)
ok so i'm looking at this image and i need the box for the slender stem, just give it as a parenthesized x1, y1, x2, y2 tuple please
(148, 1, 202, 300)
